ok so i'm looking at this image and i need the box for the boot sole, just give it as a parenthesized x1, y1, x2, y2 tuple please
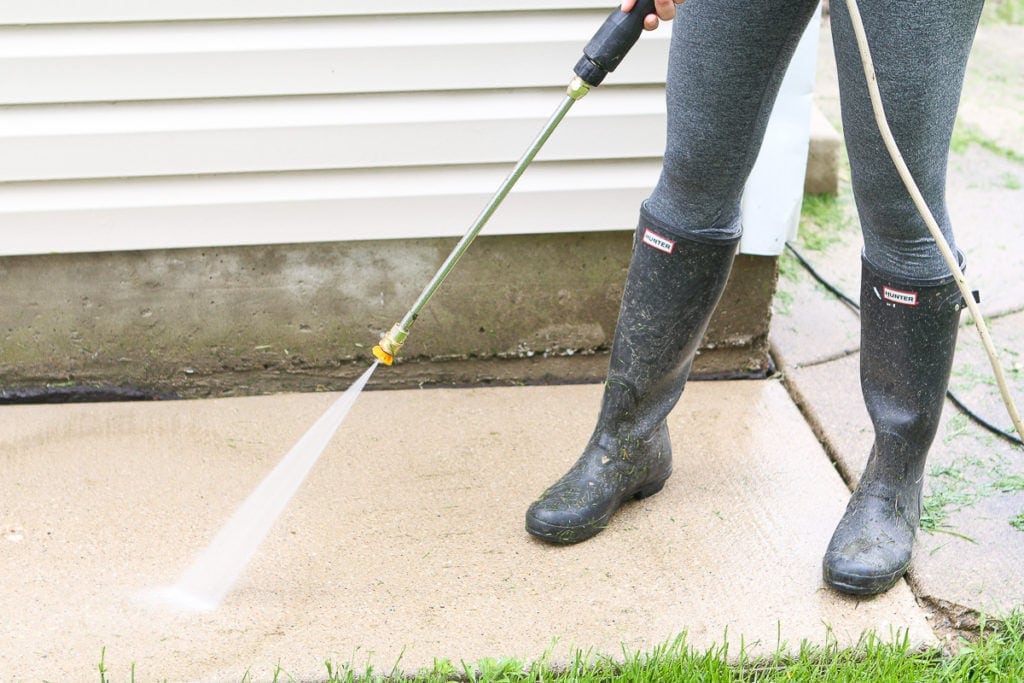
(525, 475, 669, 545)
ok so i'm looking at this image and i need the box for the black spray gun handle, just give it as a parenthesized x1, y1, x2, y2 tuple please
(574, 0, 657, 87)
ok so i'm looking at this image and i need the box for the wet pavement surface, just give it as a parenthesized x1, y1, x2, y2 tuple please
(2, 381, 934, 681)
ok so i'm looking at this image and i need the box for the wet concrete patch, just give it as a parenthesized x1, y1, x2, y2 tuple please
(0, 380, 933, 681)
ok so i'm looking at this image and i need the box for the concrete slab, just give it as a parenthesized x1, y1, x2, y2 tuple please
(959, 23, 1024, 162)
(947, 144, 1024, 318)
(950, 310, 1024, 438)
(771, 174, 863, 370)
(781, 354, 872, 482)
(1, 379, 933, 681)
(805, 104, 842, 195)
(771, 248, 860, 371)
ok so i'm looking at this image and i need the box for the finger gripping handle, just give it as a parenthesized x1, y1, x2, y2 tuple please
(573, 0, 656, 87)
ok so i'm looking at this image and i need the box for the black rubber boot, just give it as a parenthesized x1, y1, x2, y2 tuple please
(525, 208, 739, 544)
(823, 256, 964, 595)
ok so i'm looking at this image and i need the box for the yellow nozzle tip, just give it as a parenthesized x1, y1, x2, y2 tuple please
(371, 345, 394, 366)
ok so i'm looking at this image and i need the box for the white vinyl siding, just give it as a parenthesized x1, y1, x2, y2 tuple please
(0, 1, 621, 24)
(0, 3, 671, 256)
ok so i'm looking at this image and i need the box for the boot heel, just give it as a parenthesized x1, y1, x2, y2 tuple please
(634, 476, 669, 500)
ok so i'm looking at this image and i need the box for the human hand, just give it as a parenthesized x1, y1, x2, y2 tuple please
(620, 0, 682, 31)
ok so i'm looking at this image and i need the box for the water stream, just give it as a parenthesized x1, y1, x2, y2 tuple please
(146, 361, 379, 612)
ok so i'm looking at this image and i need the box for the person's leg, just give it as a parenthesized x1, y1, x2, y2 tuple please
(526, 0, 820, 544)
(831, 0, 982, 280)
(824, 0, 983, 595)
(647, 0, 822, 238)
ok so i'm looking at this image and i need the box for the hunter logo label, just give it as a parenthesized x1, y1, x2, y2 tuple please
(642, 229, 675, 254)
(882, 286, 919, 307)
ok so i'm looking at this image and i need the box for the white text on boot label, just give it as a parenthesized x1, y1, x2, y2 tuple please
(643, 229, 676, 255)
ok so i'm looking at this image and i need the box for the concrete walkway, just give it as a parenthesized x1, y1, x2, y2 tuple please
(2, 14, 1023, 683)
(2, 380, 933, 682)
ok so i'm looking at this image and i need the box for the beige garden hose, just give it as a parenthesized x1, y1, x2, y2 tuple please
(843, 0, 1024, 444)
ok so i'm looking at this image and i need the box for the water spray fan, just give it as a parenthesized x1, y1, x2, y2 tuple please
(371, 1, 655, 366)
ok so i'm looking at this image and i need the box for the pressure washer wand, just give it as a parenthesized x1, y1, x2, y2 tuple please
(372, 1, 655, 366)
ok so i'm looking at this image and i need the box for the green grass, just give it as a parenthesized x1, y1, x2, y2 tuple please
(1011, 512, 1024, 532)
(994, 473, 1024, 493)
(772, 288, 795, 316)
(982, 0, 1024, 25)
(776, 251, 801, 284)
(952, 363, 1000, 392)
(950, 121, 1024, 165)
(310, 616, 1024, 682)
(921, 464, 984, 537)
(921, 454, 1024, 536)
(797, 194, 854, 252)
(94, 613, 1024, 681)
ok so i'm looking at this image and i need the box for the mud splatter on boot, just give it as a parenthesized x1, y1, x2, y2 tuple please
(823, 257, 964, 595)
(526, 208, 738, 544)
(526, 386, 672, 544)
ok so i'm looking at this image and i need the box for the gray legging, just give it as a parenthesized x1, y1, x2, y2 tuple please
(643, 0, 984, 282)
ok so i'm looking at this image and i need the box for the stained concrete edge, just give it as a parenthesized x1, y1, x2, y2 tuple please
(0, 237, 777, 398)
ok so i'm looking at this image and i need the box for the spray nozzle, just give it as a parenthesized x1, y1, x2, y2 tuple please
(371, 323, 408, 366)
(370, 345, 393, 366)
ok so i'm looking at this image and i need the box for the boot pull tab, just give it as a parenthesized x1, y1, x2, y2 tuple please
(954, 290, 981, 312)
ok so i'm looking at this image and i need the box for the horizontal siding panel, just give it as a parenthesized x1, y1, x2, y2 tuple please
(0, 7, 678, 254)
(0, 13, 670, 105)
(0, 1, 613, 25)
(0, 160, 663, 255)
(0, 87, 666, 181)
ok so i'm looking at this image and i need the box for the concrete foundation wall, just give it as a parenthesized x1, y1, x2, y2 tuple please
(0, 234, 777, 399)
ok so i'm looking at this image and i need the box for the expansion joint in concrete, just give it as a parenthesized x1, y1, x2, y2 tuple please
(770, 354, 859, 490)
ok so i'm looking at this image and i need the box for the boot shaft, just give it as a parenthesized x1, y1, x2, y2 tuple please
(822, 259, 967, 594)
(600, 207, 739, 440)
(858, 256, 965, 486)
